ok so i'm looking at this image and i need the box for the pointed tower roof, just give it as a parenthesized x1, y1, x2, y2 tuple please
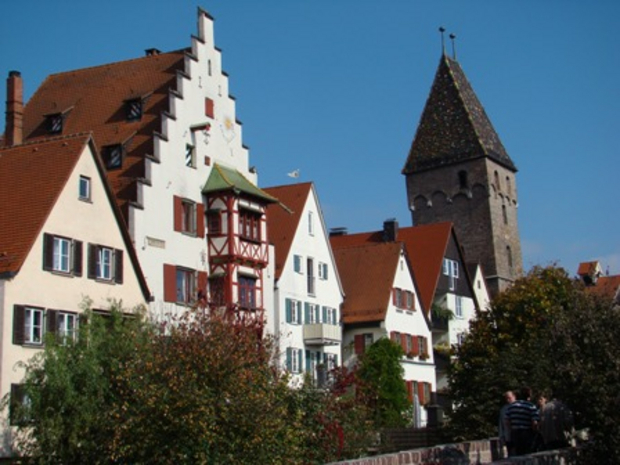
(403, 54, 516, 174)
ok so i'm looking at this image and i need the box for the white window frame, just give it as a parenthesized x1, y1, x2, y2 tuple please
(24, 308, 44, 345)
(308, 211, 314, 236)
(289, 299, 302, 324)
(185, 144, 196, 168)
(455, 295, 463, 318)
(181, 200, 197, 235)
(53, 237, 71, 273)
(318, 262, 328, 280)
(57, 312, 77, 343)
(79, 176, 91, 201)
(96, 247, 113, 281)
(176, 268, 196, 304)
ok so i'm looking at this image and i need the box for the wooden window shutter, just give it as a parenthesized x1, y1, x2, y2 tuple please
(400, 333, 407, 353)
(47, 309, 58, 335)
(392, 288, 397, 305)
(87, 244, 97, 279)
(197, 271, 208, 299)
(205, 98, 215, 119)
(73, 240, 83, 277)
(424, 337, 429, 357)
(285, 299, 292, 323)
(406, 380, 413, 403)
(196, 203, 205, 238)
(418, 381, 426, 405)
(412, 335, 420, 356)
(163, 264, 177, 303)
(296, 302, 302, 325)
(304, 302, 310, 324)
(114, 249, 124, 284)
(42, 233, 54, 271)
(354, 334, 364, 355)
(390, 331, 397, 342)
(298, 350, 303, 374)
(13, 305, 25, 345)
(173, 196, 183, 232)
(286, 348, 292, 372)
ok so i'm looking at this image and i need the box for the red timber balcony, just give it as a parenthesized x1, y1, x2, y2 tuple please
(303, 323, 342, 346)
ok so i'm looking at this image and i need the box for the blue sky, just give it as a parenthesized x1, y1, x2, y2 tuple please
(1, 1, 618, 275)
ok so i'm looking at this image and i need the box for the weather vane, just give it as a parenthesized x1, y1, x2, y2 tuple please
(450, 33, 457, 60)
(439, 26, 446, 55)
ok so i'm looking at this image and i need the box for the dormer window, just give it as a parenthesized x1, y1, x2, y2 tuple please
(126, 99, 143, 121)
(47, 113, 63, 134)
(102, 144, 123, 170)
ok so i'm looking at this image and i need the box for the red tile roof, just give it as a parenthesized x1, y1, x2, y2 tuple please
(330, 222, 454, 314)
(332, 242, 402, 324)
(20, 50, 187, 218)
(577, 261, 600, 277)
(586, 275, 620, 302)
(0, 135, 90, 275)
(264, 182, 313, 280)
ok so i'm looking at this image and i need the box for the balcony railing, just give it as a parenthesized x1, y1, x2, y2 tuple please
(303, 323, 341, 346)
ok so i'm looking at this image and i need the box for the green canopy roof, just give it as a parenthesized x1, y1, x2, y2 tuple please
(202, 163, 278, 203)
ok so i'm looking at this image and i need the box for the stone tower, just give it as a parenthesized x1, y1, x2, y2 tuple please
(402, 53, 522, 297)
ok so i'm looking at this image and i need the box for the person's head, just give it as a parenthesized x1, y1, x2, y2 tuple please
(519, 386, 532, 401)
(504, 390, 516, 404)
(538, 389, 552, 407)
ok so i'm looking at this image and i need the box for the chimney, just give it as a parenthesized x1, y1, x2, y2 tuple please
(5, 71, 23, 146)
(383, 218, 398, 242)
(145, 48, 161, 56)
(329, 227, 348, 237)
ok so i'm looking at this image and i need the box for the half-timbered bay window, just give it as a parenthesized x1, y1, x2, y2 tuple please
(238, 276, 257, 309)
(207, 210, 221, 235)
(42, 233, 82, 276)
(238, 209, 261, 242)
(87, 244, 123, 283)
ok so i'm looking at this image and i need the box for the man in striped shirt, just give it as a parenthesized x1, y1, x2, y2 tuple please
(505, 386, 540, 456)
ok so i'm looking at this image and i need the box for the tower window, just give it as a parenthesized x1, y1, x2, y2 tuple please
(507, 246, 513, 274)
(494, 171, 500, 191)
(458, 170, 468, 189)
(506, 176, 512, 196)
(502, 204, 508, 225)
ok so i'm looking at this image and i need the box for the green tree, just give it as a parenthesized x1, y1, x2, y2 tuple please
(447, 265, 620, 462)
(356, 337, 409, 428)
(7, 300, 152, 463)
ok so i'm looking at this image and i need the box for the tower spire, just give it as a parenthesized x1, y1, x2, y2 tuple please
(449, 33, 457, 60)
(439, 27, 446, 55)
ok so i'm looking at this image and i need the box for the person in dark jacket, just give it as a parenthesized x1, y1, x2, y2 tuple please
(505, 386, 540, 456)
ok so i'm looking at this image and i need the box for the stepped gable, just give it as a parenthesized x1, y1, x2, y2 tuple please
(331, 240, 402, 324)
(263, 182, 312, 280)
(21, 50, 187, 217)
(403, 54, 516, 174)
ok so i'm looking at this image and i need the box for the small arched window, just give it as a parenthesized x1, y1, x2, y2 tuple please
(494, 171, 500, 191)
(458, 170, 468, 189)
(502, 204, 508, 225)
(506, 176, 512, 196)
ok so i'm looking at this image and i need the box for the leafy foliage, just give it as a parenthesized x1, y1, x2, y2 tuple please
(356, 337, 409, 428)
(447, 265, 620, 462)
(6, 301, 375, 463)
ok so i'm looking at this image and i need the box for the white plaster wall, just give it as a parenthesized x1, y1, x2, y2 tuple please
(444, 293, 476, 345)
(130, 12, 257, 318)
(271, 187, 344, 385)
(0, 144, 146, 443)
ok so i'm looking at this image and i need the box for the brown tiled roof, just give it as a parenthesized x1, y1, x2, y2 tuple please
(577, 261, 600, 277)
(20, 50, 187, 218)
(403, 54, 516, 174)
(330, 222, 454, 314)
(586, 275, 620, 302)
(264, 182, 312, 280)
(0, 135, 91, 275)
(331, 242, 401, 324)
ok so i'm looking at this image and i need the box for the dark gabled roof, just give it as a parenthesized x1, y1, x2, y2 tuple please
(202, 163, 278, 203)
(403, 54, 516, 174)
(263, 182, 313, 280)
(19, 50, 187, 217)
(331, 242, 402, 324)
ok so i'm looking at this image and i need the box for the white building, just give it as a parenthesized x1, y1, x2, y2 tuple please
(14, 8, 271, 320)
(264, 182, 344, 386)
(330, 236, 435, 425)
